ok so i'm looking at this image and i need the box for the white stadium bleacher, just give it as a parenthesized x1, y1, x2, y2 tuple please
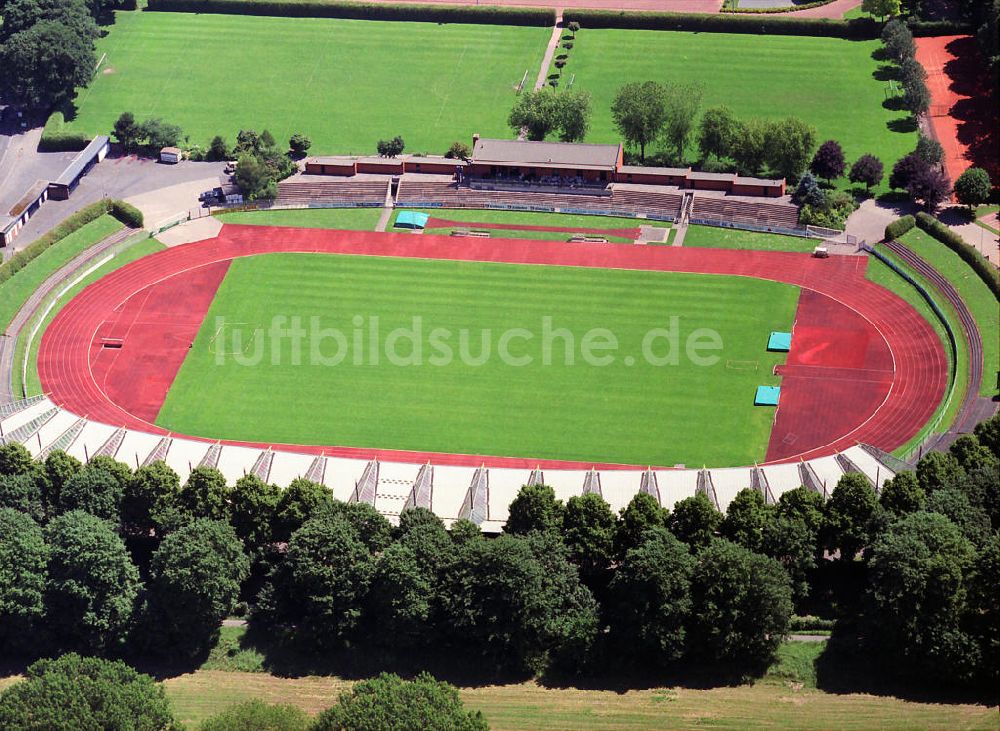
(1, 396, 902, 530)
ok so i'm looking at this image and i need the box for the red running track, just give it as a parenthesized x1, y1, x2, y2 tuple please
(38, 224, 947, 469)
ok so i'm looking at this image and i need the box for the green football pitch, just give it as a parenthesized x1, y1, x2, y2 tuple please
(156, 253, 799, 466)
(561, 30, 917, 182)
(58, 13, 549, 153)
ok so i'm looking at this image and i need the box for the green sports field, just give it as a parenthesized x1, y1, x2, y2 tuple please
(58, 13, 549, 152)
(156, 253, 799, 466)
(562, 30, 916, 178)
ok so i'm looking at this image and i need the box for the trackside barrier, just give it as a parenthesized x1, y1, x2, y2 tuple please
(864, 244, 958, 462)
(689, 217, 817, 239)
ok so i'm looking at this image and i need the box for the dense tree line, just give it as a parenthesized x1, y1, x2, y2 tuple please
(1, 414, 997, 693)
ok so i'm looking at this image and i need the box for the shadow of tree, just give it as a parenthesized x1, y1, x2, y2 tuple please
(887, 117, 918, 133)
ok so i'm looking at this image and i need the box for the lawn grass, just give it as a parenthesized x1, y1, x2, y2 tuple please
(682, 225, 816, 252)
(422, 226, 635, 243)
(390, 208, 657, 231)
(156, 253, 798, 466)
(13, 236, 167, 399)
(58, 12, 549, 154)
(561, 31, 916, 183)
(899, 227, 999, 398)
(158, 634, 999, 730)
(0, 215, 123, 332)
(217, 208, 383, 231)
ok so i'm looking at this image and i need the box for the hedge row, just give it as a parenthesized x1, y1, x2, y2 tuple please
(884, 214, 916, 240)
(0, 200, 142, 290)
(145, 0, 555, 25)
(38, 131, 92, 152)
(108, 200, 145, 228)
(914, 211, 1000, 297)
(560, 9, 882, 37)
(722, 0, 836, 15)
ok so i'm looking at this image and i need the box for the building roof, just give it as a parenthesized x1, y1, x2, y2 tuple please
(7, 180, 48, 218)
(687, 171, 737, 182)
(472, 138, 621, 171)
(160, 146, 182, 155)
(618, 165, 690, 176)
(307, 156, 358, 166)
(356, 156, 404, 166)
(735, 175, 785, 188)
(53, 136, 109, 187)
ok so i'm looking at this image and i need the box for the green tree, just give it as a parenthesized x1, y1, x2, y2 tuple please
(794, 171, 826, 207)
(0, 473, 45, 522)
(0, 653, 176, 731)
(916, 451, 965, 493)
(764, 117, 818, 181)
(254, 511, 373, 648)
(667, 492, 721, 551)
(776, 486, 825, 543)
(0, 443, 36, 477)
(43, 450, 81, 511)
(207, 135, 230, 161)
(690, 539, 793, 669)
(376, 136, 405, 157)
(914, 134, 944, 164)
(721, 488, 772, 553)
(953, 167, 992, 208)
(868, 512, 979, 683)
(879, 471, 925, 516)
(200, 699, 308, 731)
(562, 492, 617, 575)
(556, 89, 592, 143)
(973, 414, 1000, 458)
(325, 501, 394, 553)
(441, 533, 598, 674)
(731, 117, 768, 176)
(445, 141, 471, 160)
(0, 0, 97, 38)
(45, 511, 140, 654)
(761, 514, 816, 601)
(85, 455, 132, 489)
(230, 474, 280, 561)
(615, 491, 669, 558)
(312, 672, 487, 731)
(925, 488, 992, 547)
(607, 527, 695, 667)
(113, 112, 141, 153)
(611, 81, 668, 162)
(449, 518, 482, 545)
(966, 534, 999, 685)
(179, 466, 230, 522)
(273, 477, 333, 542)
(0, 21, 95, 108)
(368, 542, 434, 647)
(698, 105, 739, 162)
(144, 519, 249, 659)
(123, 460, 181, 536)
(505, 483, 564, 536)
(822, 473, 879, 560)
(0, 509, 48, 653)
(234, 153, 273, 201)
(398, 506, 444, 537)
(56, 467, 123, 523)
(902, 76, 931, 115)
(862, 0, 901, 18)
(662, 82, 703, 162)
(138, 118, 182, 149)
(508, 88, 563, 141)
(288, 133, 311, 156)
(881, 18, 915, 63)
(949, 434, 998, 474)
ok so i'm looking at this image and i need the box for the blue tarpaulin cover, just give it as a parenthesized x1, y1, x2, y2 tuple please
(395, 211, 429, 229)
(767, 331, 792, 352)
(755, 385, 781, 406)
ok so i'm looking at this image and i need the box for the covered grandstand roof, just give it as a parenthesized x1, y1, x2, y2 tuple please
(618, 165, 690, 176)
(471, 138, 621, 171)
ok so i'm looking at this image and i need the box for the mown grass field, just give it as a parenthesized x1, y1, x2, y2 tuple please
(156, 253, 797, 466)
(15, 237, 166, 398)
(0, 214, 122, 331)
(58, 12, 549, 153)
(150, 633, 998, 729)
(682, 225, 816, 252)
(561, 31, 916, 177)
(390, 208, 662, 231)
(217, 208, 383, 231)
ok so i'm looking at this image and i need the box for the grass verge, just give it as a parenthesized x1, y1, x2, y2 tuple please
(216, 207, 384, 231)
(682, 225, 816, 252)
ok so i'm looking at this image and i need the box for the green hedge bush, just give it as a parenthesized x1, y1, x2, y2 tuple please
(0, 200, 141, 291)
(884, 215, 915, 241)
(560, 9, 881, 37)
(108, 200, 145, 228)
(39, 110, 92, 152)
(146, 0, 555, 25)
(722, 0, 836, 15)
(914, 212, 1000, 297)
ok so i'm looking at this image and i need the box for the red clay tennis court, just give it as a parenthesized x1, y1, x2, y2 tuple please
(37, 225, 947, 469)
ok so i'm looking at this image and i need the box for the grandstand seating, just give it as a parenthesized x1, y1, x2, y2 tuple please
(276, 179, 388, 206)
(690, 196, 800, 230)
